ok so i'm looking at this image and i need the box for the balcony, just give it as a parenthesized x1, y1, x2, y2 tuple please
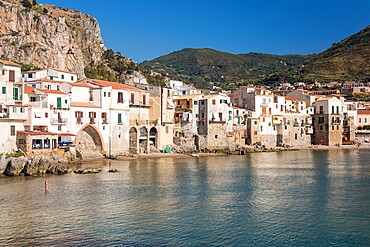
(51, 118, 68, 125)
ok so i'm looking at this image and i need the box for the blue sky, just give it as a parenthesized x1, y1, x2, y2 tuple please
(38, 0, 370, 63)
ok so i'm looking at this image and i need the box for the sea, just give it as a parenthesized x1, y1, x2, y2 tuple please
(0, 149, 369, 246)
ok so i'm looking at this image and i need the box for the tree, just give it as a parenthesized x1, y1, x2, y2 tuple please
(21, 0, 32, 8)
(32, 0, 38, 5)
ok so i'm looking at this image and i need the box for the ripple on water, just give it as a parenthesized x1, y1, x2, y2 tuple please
(0, 150, 369, 246)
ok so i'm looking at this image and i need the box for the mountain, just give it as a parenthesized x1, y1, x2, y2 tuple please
(302, 25, 370, 82)
(0, 0, 140, 80)
(140, 25, 370, 88)
(140, 48, 308, 89)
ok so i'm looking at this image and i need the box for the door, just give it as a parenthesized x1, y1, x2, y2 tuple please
(13, 88, 19, 100)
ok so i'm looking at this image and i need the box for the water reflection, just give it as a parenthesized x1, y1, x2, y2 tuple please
(0, 150, 369, 246)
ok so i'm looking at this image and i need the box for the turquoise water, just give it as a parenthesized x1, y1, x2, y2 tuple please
(0, 150, 369, 246)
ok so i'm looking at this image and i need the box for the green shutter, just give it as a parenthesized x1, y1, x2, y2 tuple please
(57, 97, 62, 108)
(2, 87, 6, 94)
(13, 88, 18, 100)
(118, 113, 122, 123)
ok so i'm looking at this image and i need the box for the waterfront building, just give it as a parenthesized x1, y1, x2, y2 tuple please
(312, 97, 343, 146)
(0, 60, 27, 153)
(231, 87, 313, 147)
(198, 94, 232, 150)
(167, 80, 201, 96)
(173, 94, 203, 138)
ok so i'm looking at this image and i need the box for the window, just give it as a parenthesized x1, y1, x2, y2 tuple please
(47, 85, 51, 89)
(58, 125, 62, 131)
(18, 139, 25, 144)
(89, 112, 96, 124)
(65, 99, 68, 104)
(166, 126, 169, 134)
(9, 70, 15, 82)
(194, 101, 198, 105)
(108, 92, 111, 97)
(118, 92, 124, 103)
(12, 107, 16, 113)
(336, 106, 339, 114)
(359, 118, 362, 123)
(332, 106, 335, 114)
(219, 112, 222, 121)
(20, 107, 25, 113)
(215, 135, 218, 139)
(102, 112, 107, 124)
(2, 87, 5, 94)
(319, 106, 324, 114)
(186, 100, 190, 107)
(75, 111, 83, 124)
(143, 95, 146, 105)
(61, 74, 65, 80)
(45, 112, 48, 118)
(254, 121, 257, 125)
(32, 139, 42, 149)
(118, 113, 122, 124)
(295, 133, 298, 140)
(10, 125, 15, 136)
(104, 92, 106, 97)
(130, 94, 135, 104)
(30, 96, 36, 102)
(57, 97, 61, 108)
(71, 76, 74, 81)
(201, 112, 205, 119)
(212, 99, 216, 105)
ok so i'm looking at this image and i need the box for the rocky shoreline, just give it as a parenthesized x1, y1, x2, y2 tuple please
(1, 143, 368, 178)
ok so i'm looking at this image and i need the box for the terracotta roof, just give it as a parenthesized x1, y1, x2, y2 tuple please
(65, 82, 96, 88)
(285, 96, 295, 101)
(29, 78, 64, 83)
(36, 88, 67, 95)
(50, 68, 76, 74)
(87, 79, 146, 91)
(202, 95, 218, 99)
(0, 59, 21, 67)
(22, 70, 46, 74)
(173, 94, 203, 100)
(17, 131, 57, 136)
(357, 110, 370, 115)
(232, 105, 244, 109)
(70, 102, 100, 108)
(24, 86, 35, 94)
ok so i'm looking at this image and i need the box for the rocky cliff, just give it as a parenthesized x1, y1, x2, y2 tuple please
(0, 0, 106, 78)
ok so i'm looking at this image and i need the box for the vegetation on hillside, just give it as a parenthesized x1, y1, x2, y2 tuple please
(140, 25, 369, 90)
(299, 25, 370, 83)
(140, 48, 308, 89)
(85, 49, 140, 82)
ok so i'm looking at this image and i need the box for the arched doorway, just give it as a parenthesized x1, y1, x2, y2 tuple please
(139, 127, 148, 153)
(129, 127, 138, 154)
(75, 125, 104, 159)
(149, 127, 158, 148)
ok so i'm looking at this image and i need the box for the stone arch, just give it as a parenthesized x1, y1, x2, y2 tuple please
(75, 124, 104, 159)
(129, 127, 138, 154)
(149, 127, 158, 148)
(139, 127, 148, 154)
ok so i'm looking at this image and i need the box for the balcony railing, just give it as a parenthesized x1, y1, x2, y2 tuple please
(51, 118, 68, 124)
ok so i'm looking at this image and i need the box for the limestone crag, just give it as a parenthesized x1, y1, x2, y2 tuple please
(0, 1, 106, 78)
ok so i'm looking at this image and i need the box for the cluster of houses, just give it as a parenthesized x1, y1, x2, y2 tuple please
(1, 59, 370, 158)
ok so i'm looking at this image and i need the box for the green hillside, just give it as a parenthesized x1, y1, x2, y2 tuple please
(140, 25, 370, 89)
(140, 48, 308, 89)
(302, 25, 370, 82)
